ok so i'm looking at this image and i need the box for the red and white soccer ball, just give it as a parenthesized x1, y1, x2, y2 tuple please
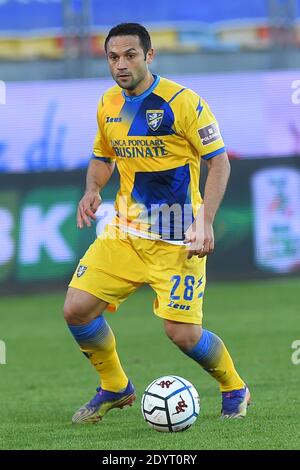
(141, 375, 200, 432)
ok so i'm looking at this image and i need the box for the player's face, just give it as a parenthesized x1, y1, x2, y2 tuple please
(106, 35, 154, 94)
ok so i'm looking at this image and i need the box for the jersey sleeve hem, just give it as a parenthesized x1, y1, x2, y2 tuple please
(91, 153, 114, 163)
(201, 146, 225, 160)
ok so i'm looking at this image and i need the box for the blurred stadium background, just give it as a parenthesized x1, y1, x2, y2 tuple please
(0, 0, 300, 451)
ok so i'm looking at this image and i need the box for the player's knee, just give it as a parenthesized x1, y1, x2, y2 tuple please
(164, 320, 202, 351)
(63, 300, 81, 324)
(63, 296, 90, 324)
(63, 289, 107, 324)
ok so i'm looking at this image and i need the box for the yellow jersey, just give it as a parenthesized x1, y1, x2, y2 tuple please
(92, 75, 225, 242)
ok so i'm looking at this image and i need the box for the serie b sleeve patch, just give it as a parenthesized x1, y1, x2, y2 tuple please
(198, 123, 221, 146)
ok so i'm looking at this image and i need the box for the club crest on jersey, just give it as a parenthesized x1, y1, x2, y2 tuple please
(76, 265, 87, 278)
(146, 110, 164, 131)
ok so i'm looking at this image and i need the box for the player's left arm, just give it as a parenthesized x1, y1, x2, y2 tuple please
(184, 152, 230, 259)
(181, 92, 230, 258)
(201, 151, 230, 256)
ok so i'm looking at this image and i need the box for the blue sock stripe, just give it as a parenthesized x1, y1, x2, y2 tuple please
(186, 329, 221, 363)
(68, 315, 109, 344)
(78, 334, 108, 349)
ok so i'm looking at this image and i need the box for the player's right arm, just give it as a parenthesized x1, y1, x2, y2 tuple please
(77, 96, 116, 229)
(77, 158, 115, 229)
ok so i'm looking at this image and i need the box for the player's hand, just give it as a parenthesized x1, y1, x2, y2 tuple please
(184, 220, 215, 259)
(77, 191, 102, 228)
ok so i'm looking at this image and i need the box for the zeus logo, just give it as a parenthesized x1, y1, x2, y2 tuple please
(167, 301, 191, 311)
(106, 117, 122, 123)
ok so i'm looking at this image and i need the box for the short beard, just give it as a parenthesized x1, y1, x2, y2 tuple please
(115, 75, 142, 91)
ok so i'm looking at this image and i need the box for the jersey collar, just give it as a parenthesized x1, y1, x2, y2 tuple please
(122, 74, 160, 102)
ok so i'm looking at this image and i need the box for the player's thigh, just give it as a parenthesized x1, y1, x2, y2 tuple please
(69, 225, 145, 312)
(150, 244, 206, 325)
(69, 264, 139, 313)
(74, 224, 146, 282)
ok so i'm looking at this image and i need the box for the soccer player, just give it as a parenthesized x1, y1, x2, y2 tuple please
(63, 23, 250, 423)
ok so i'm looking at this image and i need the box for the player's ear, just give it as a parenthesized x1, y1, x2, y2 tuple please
(146, 48, 154, 64)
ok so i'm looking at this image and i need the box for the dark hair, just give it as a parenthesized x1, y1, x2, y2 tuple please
(104, 23, 152, 58)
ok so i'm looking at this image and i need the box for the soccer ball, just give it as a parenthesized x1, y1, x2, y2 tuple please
(141, 375, 200, 432)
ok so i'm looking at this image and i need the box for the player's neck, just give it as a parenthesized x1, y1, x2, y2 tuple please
(125, 72, 154, 97)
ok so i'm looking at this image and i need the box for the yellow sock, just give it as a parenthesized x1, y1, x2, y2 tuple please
(185, 329, 245, 392)
(68, 316, 128, 392)
(81, 334, 128, 392)
(202, 343, 245, 392)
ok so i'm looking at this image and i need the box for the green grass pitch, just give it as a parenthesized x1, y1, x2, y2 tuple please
(0, 278, 299, 450)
